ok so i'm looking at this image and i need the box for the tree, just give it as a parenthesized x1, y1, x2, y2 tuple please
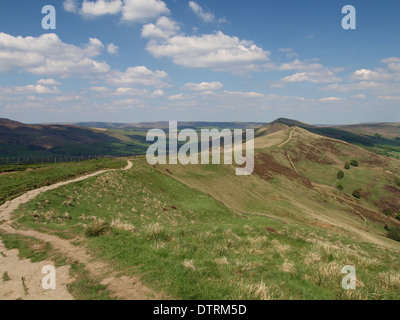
(344, 162, 350, 170)
(337, 183, 344, 191)
(337, 170, 344, 180)
(350, 159, 359, 167)
(383, 208, 393, 217)
(388, 227, 400, 242)
(352, 189, 361, 199)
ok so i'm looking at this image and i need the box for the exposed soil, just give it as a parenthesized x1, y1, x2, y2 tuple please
(0, 239, 74, 300)
(0, 160, 164, 300)
(254, 153, 313, 188)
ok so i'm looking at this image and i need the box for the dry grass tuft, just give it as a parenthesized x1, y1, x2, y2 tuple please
(111, 218, 136, 232)
(183, 259, 196, 271)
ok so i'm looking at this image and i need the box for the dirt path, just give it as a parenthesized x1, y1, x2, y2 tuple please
(0, 239, 74, 300)
(278, 127, 296, 148)
(0, 159, 163, 300)
(0, 160, 132, 222)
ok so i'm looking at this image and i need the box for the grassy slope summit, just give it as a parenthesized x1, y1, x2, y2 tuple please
(9, 125, 400, 300)
(256, 118, 400, 159)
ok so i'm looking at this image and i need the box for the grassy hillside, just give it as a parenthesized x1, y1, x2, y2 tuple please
(257, 118, 400, 159)
(0, 158, 127, 206)
(7, 127, 400, 300)
(0, 118, 149, 158)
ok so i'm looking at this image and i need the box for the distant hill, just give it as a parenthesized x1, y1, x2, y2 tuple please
(257, 118, 400, 159)
(0, 118, 147, 158)
(73, 121, 265, 130)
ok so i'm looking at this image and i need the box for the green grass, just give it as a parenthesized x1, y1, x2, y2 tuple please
(0, 158, 127, 205)
(13, 159, 400, 300)
(0, 232, 114, 300)
(2, 272, 10, 281)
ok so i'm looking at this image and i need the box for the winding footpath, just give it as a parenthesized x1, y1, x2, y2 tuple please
(0, 160, 161, 300)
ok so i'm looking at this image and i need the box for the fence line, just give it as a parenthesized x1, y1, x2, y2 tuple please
(0, 154, 143, 166)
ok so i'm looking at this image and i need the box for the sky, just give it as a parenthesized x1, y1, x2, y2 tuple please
(0, 0, 399, 124)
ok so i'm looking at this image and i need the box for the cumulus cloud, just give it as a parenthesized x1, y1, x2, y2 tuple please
(350, 68, 390, 81)
(168, 93, 190, 101)
(64, 0, 169, 22)
(37, 78, 61, 86)
(183, 81, 223, 91)
(63, 0, 79, 13)
(106, 66, 169, 87)
(141, 17, 180, 39)
(80, 0, 122, 17)
(0, 33, 110, 77)
(107, 43, 119, 55)
(145, 31, 270, 74)
(319, 97, 342, 102)
(121, 0, 169, 22)
(277, 59, 343, 84)
(0, 84, 60, 95)
(381, 57, 400, 71)
(188, 1, 214, 23)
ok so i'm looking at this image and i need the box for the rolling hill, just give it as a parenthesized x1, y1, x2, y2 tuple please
(6, 122, 400, 299)
(256, 118, 400, 159)
(0, 118, 149, 158)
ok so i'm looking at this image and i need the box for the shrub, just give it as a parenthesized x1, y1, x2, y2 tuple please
(388, 227, 400, 242)
(352, 189, 361, 199)
(350, 160, 359, 167)
(336, 183, 344, 191)
(337, 170, 344, 180)
(85, 220, 111, 237)
(383, 208, 393, 217)
(395, 177, 400, 187)
(397, 213, 400, 221)
(344, 162, 350, 170)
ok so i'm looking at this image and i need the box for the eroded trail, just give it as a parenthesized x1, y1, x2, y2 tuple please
(0, 160, 161, 300)
(278, 127, 296, 148)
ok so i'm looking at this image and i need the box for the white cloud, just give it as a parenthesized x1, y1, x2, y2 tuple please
(352, 94, 366, 99)
(350, 68, 390, 81)
(106, 66, 169, 87)
(141, 17, 180, 39)
(319, 97, 342, 102)
(122, 0, 169, 23)
(279, 48, 298, 59)
(381, 57, 400, 72)
(146, 31, 270, 74)
(183, 81, 223, 91)
(377, 95, 400, 101)
(37, 78, 61, 86)
(222, 90, 264, 98)
(325, 81, 385, 92)
(152, 89, 165, 97)
(90, 86, 111, 92)
(63, 0, 79, 13)
(0, 33, 110, 77)
(80, 0, 122, 17)
(277, 59, 342, 84)
(0, 84, 60, 95)
(168, 94, 190, 101)
(107, 43, 119, 55)
(188, 1, 215, 23)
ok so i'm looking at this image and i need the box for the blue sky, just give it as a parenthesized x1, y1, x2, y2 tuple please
(0, 0, 399, 124)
